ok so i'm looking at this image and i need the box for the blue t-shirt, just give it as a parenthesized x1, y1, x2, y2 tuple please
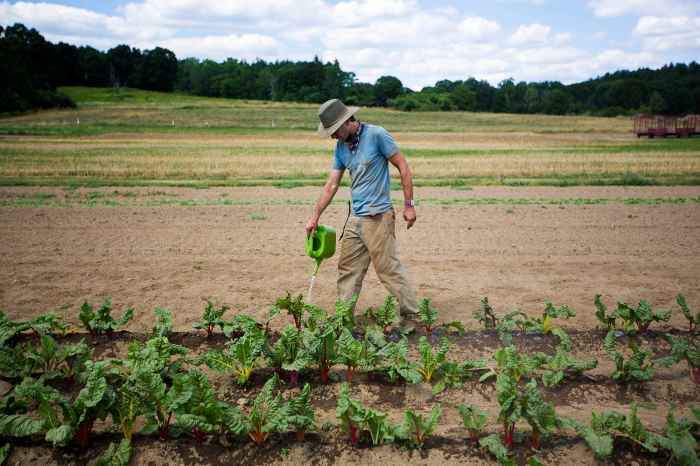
(333, 124, 398, 217)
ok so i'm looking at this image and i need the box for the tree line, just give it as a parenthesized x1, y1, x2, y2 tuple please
(2, 22, 699, 116)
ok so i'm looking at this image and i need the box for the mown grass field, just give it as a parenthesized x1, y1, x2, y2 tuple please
(0, 86, 699, 187)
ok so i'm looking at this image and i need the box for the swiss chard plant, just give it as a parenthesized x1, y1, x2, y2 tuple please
(94, 438, 132, 466)
(677, 294, 700, 332)
(653, 334, 700, 384)
(25, 334, 91, 382)
(364, 295, 399, 332)
(332, 296, 358, 332)
(335, 328, 365, 383)
(540, 345, 598, 387)
(416, 336, 449, 383)
(336, 382, 365, 446)
(458, 403, 488, 442)
(266, 324, 307, 385)
(655, 407, 700, 466)
(274, 292, 306, 331)
(594, 294, 617, 330)
(242, 374, 288, 445)
(604, 330, 655, 383)
(151, 307, 172, 338)
(193, 299, 229, 337)
(568, 404, 662, 459)
(301, 322, 337, 384)
(79, 298, 134, 336)
(396, 405, 442, 448)
(167, 368, 235, 443)
(377, 337, 421, 384)
(286, 383, 316, 441)
(200, 331, 266, 385)
(222, 314, 262, 339)
(417, 298, 438, 333)
(362, 406, 396, 446)
(615, 300, 671, 334)
(473, 297, 499, 329)
(480, 433, 516, 466)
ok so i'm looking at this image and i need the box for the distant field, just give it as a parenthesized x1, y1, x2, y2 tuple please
(0, 86, 699, 187)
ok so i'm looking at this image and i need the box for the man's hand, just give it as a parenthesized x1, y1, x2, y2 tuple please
(305, 216, 319, 237)
(403, 206, 416, 229)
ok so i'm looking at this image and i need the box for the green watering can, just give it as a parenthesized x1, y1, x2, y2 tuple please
(306, 225, 336, 274)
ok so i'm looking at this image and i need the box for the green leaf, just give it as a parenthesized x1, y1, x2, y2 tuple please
(152, 307, 172, 337)
(0, 443, 10, 465)
(94, 439, 132, 466)
(480, 433, 515, 466)
(418, 298, 438, 329)
(0, 414, 45, 437)
(45, 424, 73, 447)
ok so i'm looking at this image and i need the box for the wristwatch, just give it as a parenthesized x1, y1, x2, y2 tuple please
(404, 200, 415, 207)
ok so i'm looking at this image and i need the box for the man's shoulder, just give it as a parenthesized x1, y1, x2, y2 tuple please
(364, 123, 388, 134)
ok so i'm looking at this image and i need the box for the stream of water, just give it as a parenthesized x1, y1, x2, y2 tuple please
(307, 273, 317, 303)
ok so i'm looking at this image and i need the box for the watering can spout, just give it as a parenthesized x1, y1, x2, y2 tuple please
(306, 225, 336, 273)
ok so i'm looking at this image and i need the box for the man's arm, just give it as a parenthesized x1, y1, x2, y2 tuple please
(388, 151, 416, 229)
(305, 169, 344, 236)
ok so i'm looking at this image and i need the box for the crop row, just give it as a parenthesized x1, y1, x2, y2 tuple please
(0, 293, 698, 465)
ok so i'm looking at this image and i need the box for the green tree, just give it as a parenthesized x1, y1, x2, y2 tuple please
(374, 75, 403, 106)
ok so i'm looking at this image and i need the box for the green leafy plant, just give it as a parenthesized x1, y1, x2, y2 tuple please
(615, 300, 671, 334)
(167, 368, 235, 443)
(604, 330, 655, 383)
(655, 407, 700, 466)
(473, 297, 499, 329)
(266, 325, 307, 385)
(362, 407, 396, 446)
(333, 296, 358, 331)
(201, 332, 265, 385)
(459, 403, 488, 442)
(94, 438, 131, 466)
(654, 334, 700, 384)
(335, 328, 364, 383)
(594, 294, 616, 330)
(677, 294, 700, 332)
(222, 314, 261, 339)
(377, 337, 421, 384)
(301, 322, 337, 384)
(286, 383, 316, 441)
(152, 307, 172, 337)
(569, 404, 662, 458)
(193, 299, 229, 337)
(274, 292, 306, 331)
(243, 374, 288, 445)
(416, 336, 449, 383)
(397, 405, 441, 448)
(364, 295, 398, 332)
(417, 298, 438, 333)
(540, 345, 598, 387)
(26, 335, 91, 382)
(336, 383, 364, 445)
(79, 298, 134, 336)
(480, 433, 515, 466)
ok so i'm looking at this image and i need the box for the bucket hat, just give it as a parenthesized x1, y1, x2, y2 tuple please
(317, 99, 359, 137)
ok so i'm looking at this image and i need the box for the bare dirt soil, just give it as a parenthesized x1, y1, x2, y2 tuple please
(1, 185, 700, 465)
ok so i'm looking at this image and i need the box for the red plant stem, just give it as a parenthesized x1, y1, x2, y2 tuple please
(249, 430, 268, 445)
(690, 365, 700, 384)
(159, 413, 172, 440)
(531, 429, 541, 449)
(206, 325, 214, 338)
(383, 325, 392, 333)
(320, 366, 330, 384)
(294, 316, 302, 331)
(346, 367, 354, 383)
(349, 424, 359, 446)
(289, 370, 298, 386)
(468, 429, 480, 442)
(295, 430, 305, 442)
(503, 422, 514, 449)
(193, 428, 207, 444)
(76, 418, 95, 448)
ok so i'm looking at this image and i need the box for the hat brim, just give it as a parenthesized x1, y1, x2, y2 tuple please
(317, 106, 359, 138)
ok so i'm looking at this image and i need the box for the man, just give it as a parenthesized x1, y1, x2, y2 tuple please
(305, 98, 418, 326)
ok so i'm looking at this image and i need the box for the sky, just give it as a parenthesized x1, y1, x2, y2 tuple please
(1, 0, 699, 90)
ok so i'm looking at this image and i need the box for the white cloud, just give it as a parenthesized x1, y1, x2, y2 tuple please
(633, 15, 700, 51)
(458, 17, 501, 40)
(588, 0, 697, 17)
(508, 23, 551, 45)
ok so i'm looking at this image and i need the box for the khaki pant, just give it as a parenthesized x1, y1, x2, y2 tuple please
(337, 209, 418, 317)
